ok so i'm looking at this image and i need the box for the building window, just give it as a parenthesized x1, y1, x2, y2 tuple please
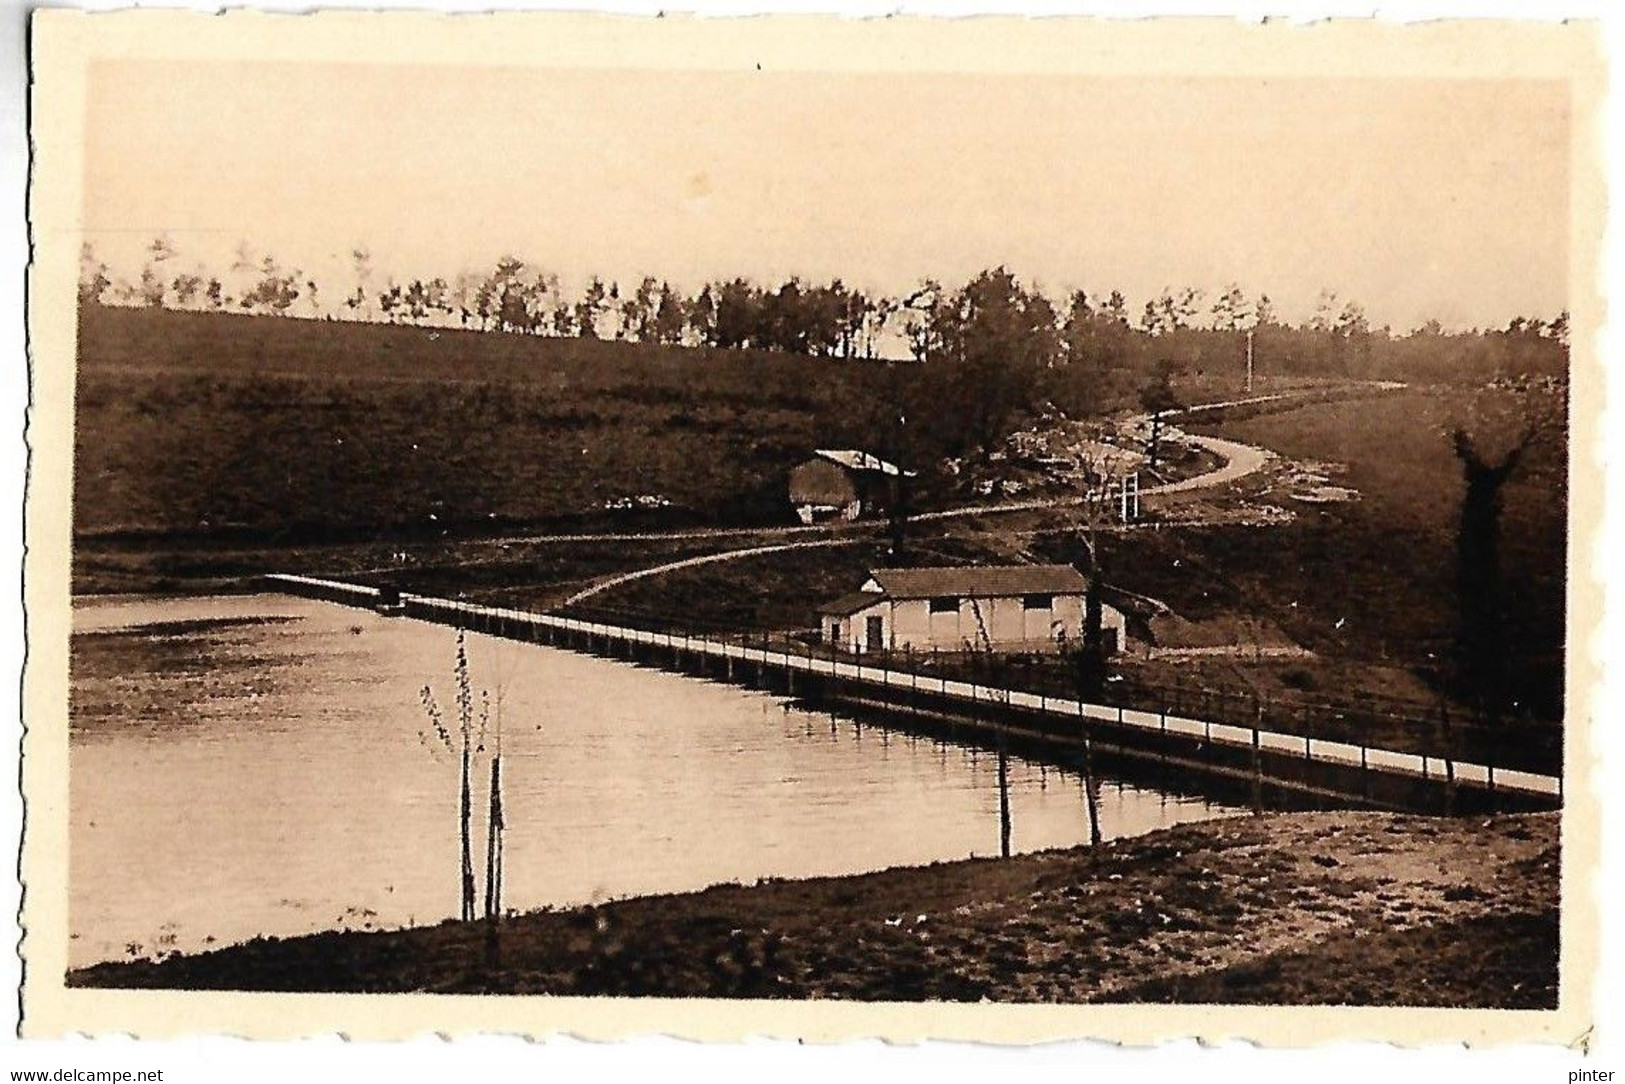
(929, 597, 958, 614)
(1023, 594, 1053, 611)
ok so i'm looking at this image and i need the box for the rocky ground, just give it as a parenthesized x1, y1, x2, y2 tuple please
(72, 810, 1559, 1007)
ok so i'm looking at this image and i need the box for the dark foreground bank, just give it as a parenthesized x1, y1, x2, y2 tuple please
(71, 811, 1558, 1006)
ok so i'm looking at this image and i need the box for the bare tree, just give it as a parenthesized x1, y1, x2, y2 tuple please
(419, 629, 488, 922)
(137, 236, 175, 308)
(350, 247, 374, 319)
(575, 276, 609, 338)
(170, 268, 205, 309)
(1210, 282, 1248, 331)
(78, 242, 111, 307)
(1449, 384, 1564, 725)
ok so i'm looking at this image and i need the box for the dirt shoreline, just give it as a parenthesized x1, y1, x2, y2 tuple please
(71, 810, 1558, 1006)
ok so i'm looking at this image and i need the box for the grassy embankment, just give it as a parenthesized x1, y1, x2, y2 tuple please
(72, 306, 910, 593)
(70, 810, 1558, 1007)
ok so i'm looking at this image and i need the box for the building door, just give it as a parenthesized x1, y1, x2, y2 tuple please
(866, 614, 885, 652)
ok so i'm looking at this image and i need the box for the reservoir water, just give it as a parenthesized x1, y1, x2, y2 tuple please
(69, 593, 1237, 968)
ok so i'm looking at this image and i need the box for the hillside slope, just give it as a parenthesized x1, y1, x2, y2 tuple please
(73, 307, 893, 540)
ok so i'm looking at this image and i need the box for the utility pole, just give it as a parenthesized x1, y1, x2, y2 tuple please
(1245, 329, 1255, 394)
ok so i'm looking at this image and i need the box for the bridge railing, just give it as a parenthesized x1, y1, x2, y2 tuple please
(268, 576, 1560, 802)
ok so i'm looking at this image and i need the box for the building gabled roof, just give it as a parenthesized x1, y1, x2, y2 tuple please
(866, 564, 1089, 601)
(812, 449, 915, 477)
(816, 590, 887, 616)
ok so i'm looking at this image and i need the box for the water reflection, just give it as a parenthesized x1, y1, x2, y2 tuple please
(69, 594, 1237, 967)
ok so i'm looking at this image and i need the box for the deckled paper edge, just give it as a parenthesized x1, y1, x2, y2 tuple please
(18, 8, 1605, 1046)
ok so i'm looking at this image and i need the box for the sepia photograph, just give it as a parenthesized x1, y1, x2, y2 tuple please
(19, 9, 1603, 1045)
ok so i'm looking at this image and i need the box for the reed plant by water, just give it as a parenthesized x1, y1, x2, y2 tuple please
(418, 628, 506, 925)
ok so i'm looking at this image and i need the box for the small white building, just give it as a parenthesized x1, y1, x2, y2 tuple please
(817, 564, 1126, 655)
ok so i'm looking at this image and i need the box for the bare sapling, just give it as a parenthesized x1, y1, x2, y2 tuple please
(455, 632, 477, 921)
(418, 627, 489, 923)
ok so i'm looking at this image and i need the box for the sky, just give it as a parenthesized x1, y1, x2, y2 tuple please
(81, 60, 1571, 331)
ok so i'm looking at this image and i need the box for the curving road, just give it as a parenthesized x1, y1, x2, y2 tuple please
(477, 383, 1405, 551)
(1153, 433, 1271, 495)
(492, 384, 1404, 604)
(562, 536, 866, 607)
(561, 423, 1278, 606)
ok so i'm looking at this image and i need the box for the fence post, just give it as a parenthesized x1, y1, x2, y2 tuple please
(1248, 724, 1262, 814)
(1440, 703, 1457, 815)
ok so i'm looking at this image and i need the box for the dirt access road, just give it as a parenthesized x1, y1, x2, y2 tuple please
(479, 384, 1403, 606)
(484, 392, 1320, 553)
(562, 427, 1277, 606)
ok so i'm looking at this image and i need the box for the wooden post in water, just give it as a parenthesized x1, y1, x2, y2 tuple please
(997, 742, 1012, 859)
(1082, 735, 1102, 847)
